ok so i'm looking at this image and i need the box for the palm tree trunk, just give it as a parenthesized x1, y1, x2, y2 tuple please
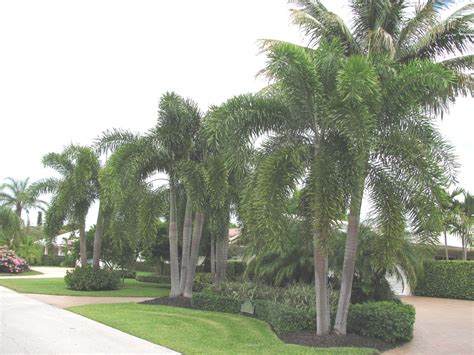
(444, 230, 449, 260)
(15, 203, 22, 219)
(314, 232, 330, 335)
(334, 182, 364, 335)
(169, 179, 180, 297)
(179, 196, 193, 295)
(210, 235, 216, 279)
(183, 210, 205, 298)
(215, 232, 229, 284)
(79, 222, 87, 267)
(92, 205, 104, 270)
(462, 235, 467, 260)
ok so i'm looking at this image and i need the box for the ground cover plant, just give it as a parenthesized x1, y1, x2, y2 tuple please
(0, 277, 170, 297)
(69, 303, 378, 355)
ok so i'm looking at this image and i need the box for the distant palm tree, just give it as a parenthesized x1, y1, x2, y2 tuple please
(0, 177, 47, 226)
(452, 191, 474, 260)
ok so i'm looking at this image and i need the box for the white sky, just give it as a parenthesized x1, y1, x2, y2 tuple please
(0, 0, 472, 227)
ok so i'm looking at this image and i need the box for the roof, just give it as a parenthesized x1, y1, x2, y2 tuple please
(37, 230, 78, 246)
(229, 228, 241, 243)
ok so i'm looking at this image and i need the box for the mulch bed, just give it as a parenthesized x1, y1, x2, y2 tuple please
(140, 296, 193, 308)
(279, 331, 399, 352)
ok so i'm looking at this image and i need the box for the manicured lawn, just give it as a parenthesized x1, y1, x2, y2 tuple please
(70, 303, 378, 354)
(0, 270, 42, 276)
(0, 278, 170, 297)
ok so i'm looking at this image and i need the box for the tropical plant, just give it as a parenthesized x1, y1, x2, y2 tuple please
(0, 177, 47, 226)
(440, 188, 464, 259)
(34, 145, 100, 267)
(0, 206, 22, 248)
(16, 236, 43, 264)
(287, 0, 472, 334)
(451, 191, 474, 260)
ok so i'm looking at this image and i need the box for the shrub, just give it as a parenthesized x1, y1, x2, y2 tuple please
(192, 292, 241, 314)
(37, 255, 64, 266)
(135, 274, 171, 284)
(414, 260, 474, 300)
(226, 260, 246, 281)
(347, 301, 415, 343)
(117, 270, 136, 279)
(0, 246, 29, 273)
(253, 300, 316, 335)
(193, 272, 213, 292)
(204, 281, 316, 310)
(65, 266, 121, 291)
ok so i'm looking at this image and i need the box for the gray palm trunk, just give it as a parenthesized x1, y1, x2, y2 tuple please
(210, 235, 216, 278)
(313, 234, 330, 335)
(179, 197, 193, 295)
(79, 222, 87, 267)
(444, 231, 449, 260)
(183, 211, 205, 298)
(168, 180, 181, 297)
(215, 233, 229, 284)
(92, 206, 104, 270)
(334, 184, 364, 334)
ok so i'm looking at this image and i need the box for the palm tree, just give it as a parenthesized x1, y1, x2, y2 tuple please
(207, 41, 359, 334)
(0, 206, 22, 248)
(288, 0, 472, 334)
(452, 191, 474, 260)
(34, 145, 100, 267)
(0, 177, 47, 226)
(440, 188, 464, 260)
(97, 92, 201, 297)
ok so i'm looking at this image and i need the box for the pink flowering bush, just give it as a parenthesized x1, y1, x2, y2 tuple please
(0, 245, 29, 273)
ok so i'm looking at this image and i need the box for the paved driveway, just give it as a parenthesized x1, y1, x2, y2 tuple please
(0, 286, 178, 354)
(0, 266, 72, 279)
(386, 296, 474, 355)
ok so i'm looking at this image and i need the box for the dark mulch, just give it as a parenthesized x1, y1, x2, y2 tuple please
(140, 296, 193, 308)
(279, 331, 399, 353)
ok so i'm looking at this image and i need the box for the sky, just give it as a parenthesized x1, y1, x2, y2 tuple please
(0, 0, 472, 227)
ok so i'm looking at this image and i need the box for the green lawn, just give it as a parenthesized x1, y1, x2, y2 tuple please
(0, 277, 170, 297)
(70, 303, 378, 354)
(0, 270, 42, 277)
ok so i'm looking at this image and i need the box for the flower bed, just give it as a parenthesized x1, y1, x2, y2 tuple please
(0, 245, 29, 273)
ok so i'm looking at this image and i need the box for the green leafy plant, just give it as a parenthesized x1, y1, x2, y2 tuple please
(135, 274, 171, 284)
(64, 266, 120, 291)
(192, 292, 241, 314)
(347, 301, 415, 343)
(415, 260, 474, 300)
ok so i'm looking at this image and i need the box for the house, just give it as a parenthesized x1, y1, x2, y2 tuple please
(38, 230, 77, 257)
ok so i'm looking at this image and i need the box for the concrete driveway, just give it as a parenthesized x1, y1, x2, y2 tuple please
(0, 266, 72, 279)
(0, 286, 178, 354)
(386, 296, 474, 355)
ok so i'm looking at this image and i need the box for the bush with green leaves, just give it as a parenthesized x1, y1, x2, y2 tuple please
(65, 266, 120, 291)
(192, 292, 241, 314)
(117, 270, 136, 279)
(253, 300, 316, 334)
(135, 274, 171, 284)
(204, 281, 317, 310)
(193, 272, 213, 292)
(347, 301, 415, 343)
(226, 260, 246, 281)
(414, 260, 474, 300)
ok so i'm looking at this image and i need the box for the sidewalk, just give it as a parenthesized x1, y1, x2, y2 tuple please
(0, 286, 178, 354)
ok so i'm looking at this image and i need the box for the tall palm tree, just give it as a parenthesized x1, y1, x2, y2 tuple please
(0, 206, 22, 248)
(97, 92, 201, 297)
(34, 145, 100, 267)
(0, 177, 47, 225)
(288, 0, 472, 334)
(452, 191, 474, 260)
(440, 188, 464, 260)
(207, 41, 358, 334)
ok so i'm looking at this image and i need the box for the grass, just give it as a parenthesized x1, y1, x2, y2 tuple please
(0, 270, 42, 277)
(0, 277, 170, 297)
(70, 303, 378, 354)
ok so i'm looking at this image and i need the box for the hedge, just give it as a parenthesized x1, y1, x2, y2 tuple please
(135, 274, 171, 284)
(192, 292, 415, 342)
(347, 301, 415, 343)
(192, 292, 241, 314)
(414, 260, 474, 300)
(65, 266, 120, 291)
(253, 300, 316, 334)
(226, 260, 246, 280)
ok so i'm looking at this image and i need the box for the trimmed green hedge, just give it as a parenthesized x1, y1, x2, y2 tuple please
(347, 301, 415, 343)
(192, 292, 241, 314)
(415, 260, 474, 300)
(65, 266, 120, 291)
(135, 274, 171, 284)
(253, 300, 315, 334)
